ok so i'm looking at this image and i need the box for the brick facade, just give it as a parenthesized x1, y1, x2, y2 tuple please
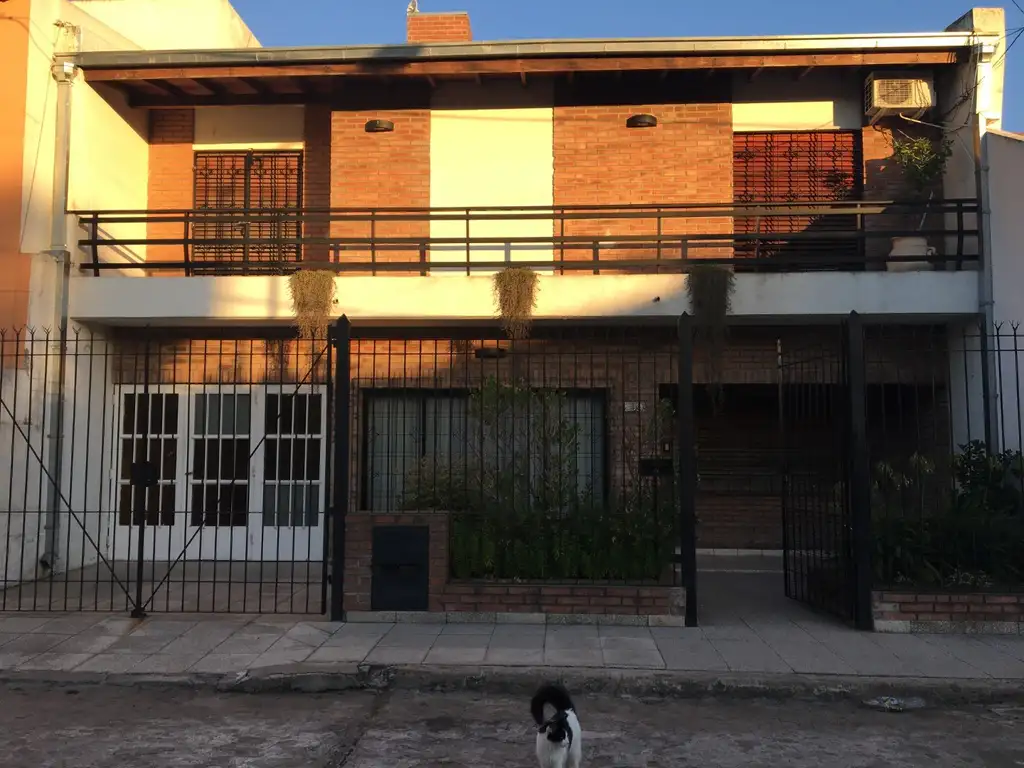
(873, 591, 1024, 634)
(303, 104, 333, 262)
(553, 103, 734, 264)
(147, 109, 195, 263)
(329, 109, 430, 273)
(343, 511, 683, 616)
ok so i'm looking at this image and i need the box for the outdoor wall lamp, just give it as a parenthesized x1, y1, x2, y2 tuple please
(365, 119, 396, 133)
(626, 113, 658, 128)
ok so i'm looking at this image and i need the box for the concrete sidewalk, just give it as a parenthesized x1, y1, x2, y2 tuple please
(2, 613, 1024, 687)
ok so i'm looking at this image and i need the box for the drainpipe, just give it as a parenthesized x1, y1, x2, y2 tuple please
(970, 43, 998, 451)
(40, 58, 77, 572)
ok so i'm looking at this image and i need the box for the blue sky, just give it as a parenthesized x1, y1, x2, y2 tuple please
(232, 0, 1023, 130)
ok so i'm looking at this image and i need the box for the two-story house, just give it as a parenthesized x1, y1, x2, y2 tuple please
(1, 1, 1019, 629)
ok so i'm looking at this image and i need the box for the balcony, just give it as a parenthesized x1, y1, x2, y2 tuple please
(68, 200, 983, 325)
(76, 200, 979, 276)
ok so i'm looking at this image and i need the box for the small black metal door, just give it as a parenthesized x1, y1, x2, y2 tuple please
(371, 526, 430, 611)
(777, 325, 858, 623)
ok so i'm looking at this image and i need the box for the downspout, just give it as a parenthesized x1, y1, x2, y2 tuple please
(40, 57, 77, 572)
(971, 42, 998, 451)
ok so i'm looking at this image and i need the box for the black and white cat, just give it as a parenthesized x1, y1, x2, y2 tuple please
(531, 683, 582, 768)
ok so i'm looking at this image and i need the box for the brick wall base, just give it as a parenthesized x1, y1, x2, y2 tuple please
(873, 591, 1024, 634)
(344, 512, 684, 618)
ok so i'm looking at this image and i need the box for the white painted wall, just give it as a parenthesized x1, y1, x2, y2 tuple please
(68, 270, 981, 325)
(980, 129, 1024, 451)
(0, 363, 46, 588)
(731, 70, 861, 131)
(429, 83, 554, 272)
(194, 106, 305, 150)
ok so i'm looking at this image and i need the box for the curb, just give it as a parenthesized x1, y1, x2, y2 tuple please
(2, 665, 1023, 706)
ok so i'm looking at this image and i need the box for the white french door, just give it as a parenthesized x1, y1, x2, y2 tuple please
(251, 387, 327, 562)
(111, 388, 188, 563)
(110, 386, 327, 563)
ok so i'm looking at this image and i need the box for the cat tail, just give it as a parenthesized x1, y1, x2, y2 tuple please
(531, 683, 576, 725)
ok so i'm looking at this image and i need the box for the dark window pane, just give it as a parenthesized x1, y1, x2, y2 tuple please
(276, 441, 293, 480)
(164, 394, 179, 435)
(150, 395, 165, 434)
(293, 395, 307, 434)
(120, 438, 134, 480)
(118, 485, 132, 525)
(263, 485, 279, 527)
(264, 440, 278, 477)
(192, 441, 207, 479)
(160, 485, 176, 526)
(160, 438, 177, 479)
(266, 394, 282, 433)
(223, 438, 250, 478)
(122, 394, 136, 434)
(194, 395, 210, 436)
(291, 440, 307, 481)
(305, 439, 321, 480)
(135, 396, 150, 435)
(308, 395, 322, 434)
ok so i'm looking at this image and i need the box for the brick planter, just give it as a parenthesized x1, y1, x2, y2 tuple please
(344, 512, 684, 622)
(872, 590, 1024, 634)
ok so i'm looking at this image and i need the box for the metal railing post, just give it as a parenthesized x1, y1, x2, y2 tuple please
(329, 316, 352, 621)
(845, 312, 873, 631)
(677, 313, 698, 627)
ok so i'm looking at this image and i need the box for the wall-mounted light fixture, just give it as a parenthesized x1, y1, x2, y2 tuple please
(365, 119, 396, 133)
(626, 113, 658, 129)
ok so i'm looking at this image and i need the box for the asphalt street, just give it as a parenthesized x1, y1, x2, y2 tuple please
(3, 684, 1024, 767)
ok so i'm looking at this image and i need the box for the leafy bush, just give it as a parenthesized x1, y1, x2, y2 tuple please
(872, 441, 1024, 588)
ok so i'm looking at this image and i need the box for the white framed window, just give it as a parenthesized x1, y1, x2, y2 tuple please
(111, 385, 328, 530)
(253, 387, 328, 528)
(362, 388, 606, 511)
(114, 389, 184, 527)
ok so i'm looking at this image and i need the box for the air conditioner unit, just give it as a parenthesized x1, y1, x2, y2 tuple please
(864, 72, 935, 123)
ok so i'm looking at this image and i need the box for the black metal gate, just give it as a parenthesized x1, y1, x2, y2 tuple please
(777, 316, 871, 627)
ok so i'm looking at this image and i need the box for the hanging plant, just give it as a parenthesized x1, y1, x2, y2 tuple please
(492, 267, 539, 340)
(687, 264, 735, 412)
(288, 269, 337, 340)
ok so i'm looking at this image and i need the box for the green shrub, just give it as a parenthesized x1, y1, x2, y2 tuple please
(872, 441, 1024, 588)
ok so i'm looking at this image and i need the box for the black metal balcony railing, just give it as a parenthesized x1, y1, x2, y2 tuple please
(74, 200, 980, 277)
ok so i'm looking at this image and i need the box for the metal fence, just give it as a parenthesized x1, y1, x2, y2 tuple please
(0, 327, 333, 614)
(75, 199, 979, 276)
(866, 323, 1024, 592)
(2, 316, 1019, 621)
(343, 323, 691, 591)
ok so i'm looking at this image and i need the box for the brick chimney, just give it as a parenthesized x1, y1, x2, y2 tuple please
(406, 7, 472, 44)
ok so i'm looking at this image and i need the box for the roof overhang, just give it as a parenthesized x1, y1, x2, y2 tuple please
(67, 31, 991, 110)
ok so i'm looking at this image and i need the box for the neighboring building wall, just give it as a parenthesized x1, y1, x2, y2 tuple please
(70, 0, 260, 49)
(982, 130, 1024, 452)
(0, 0, 32, 330)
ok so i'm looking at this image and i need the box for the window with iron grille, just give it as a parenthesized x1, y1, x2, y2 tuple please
(192, 151, 303, 267)
(362, 389, 606, 512)
(733, 131, 863, 267)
